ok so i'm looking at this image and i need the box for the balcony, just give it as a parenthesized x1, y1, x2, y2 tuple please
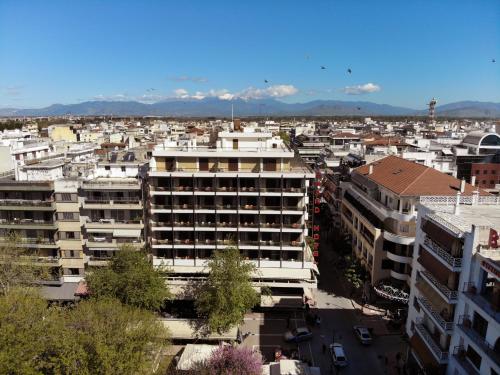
(418, 295, 454, 332)
(84, 219, 143, 229)
(82, 180, 140, 190)
(415, 318, 449, 364)
(457, 315, 500, 366)
(82, 197, 142, 208)
(0, 219, 57, 230)
(452, 346, 480, 375)
(462, 283, 500, 323)
(423, 236, 462, 270)
(419, 270, 458, 303)
(18, 255, 61, 266)
(0, 199, 54, 210)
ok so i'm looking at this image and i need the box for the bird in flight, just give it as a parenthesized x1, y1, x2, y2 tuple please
(146, 88, 156, 92)
(493, 59, 496, 63)
(357, 107, 361, 110)
(347, 68, 352, 74)
(264, 79, 269, 83)
(320, 66, 326, 70)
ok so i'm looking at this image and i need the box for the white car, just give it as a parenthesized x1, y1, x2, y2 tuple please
(353, 325, 373, 345)
(330, 343, 348, 367)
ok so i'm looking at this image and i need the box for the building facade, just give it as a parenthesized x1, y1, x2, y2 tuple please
(148, 130, 317, 306)
(406, 195, 500, 375)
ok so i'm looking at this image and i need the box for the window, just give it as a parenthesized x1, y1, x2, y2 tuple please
(60, 212, 77, 221)
(466, 345, 482, 370)
(60, 231, 80, 240)
(232, 139, 238, 150)
(70, 250, 75, 258)
(491, 181, 495, 185)
(105, 166, 110, 171)
(199, 158, 209, 171)
(492, 170, 496, 175)
(483, 170, 488, 174)
(475, 170, 480, 174)
(121, 166, 126, 172)
(60, 193, 72, 202)
(472, 311, 488, 338)
(68, 268, 80, 276)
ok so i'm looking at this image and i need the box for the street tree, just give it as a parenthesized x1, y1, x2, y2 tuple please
(0, 289, 169, 375)
(86, 245, 171, 310)
(66, 297, 169, 375)
(195, 247, 260, 334)
(344, 255, 365, 292)
(196, 345, 263, 375)
(0, 288, 84, 375)
(0, 233, 49, 295)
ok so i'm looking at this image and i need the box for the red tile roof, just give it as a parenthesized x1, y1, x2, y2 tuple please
(354, 155, 488, 197)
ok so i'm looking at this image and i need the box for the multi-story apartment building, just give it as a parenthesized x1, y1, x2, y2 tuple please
(80, 151, 146, 266)
(340, 156, 480, 302)
(0, 178, 61, 283)
(148, 129, 317, 306)
(406, 194, 500, 375)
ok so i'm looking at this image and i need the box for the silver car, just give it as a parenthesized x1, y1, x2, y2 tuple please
(330, 343, 348, 367)
(353, 325, 373, 345)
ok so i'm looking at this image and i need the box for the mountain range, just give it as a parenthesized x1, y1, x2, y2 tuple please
(1, 99, 499, 118)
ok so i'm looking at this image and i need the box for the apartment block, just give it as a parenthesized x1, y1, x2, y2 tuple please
(0, 179, 62, 283)
(148, 130, 317, 306)
(406, 195, 500, 375)
(340, 156, 481, 302)
(80, 151, 146, 266)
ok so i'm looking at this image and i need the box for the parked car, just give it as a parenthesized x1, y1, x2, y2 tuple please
(353, 325, 373, 345)
(329, 343, 348, 367)
(283, 327, 313, 343)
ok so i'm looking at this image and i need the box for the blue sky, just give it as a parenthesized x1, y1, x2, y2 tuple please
(0, 0, 498, 108)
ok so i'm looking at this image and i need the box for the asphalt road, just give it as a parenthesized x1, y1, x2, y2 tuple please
(241, 226, 407, 374)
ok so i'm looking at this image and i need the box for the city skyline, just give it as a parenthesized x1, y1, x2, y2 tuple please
(1, 0, 499, 109)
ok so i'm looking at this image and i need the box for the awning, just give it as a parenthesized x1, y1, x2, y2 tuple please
(113, 229, 141, 238)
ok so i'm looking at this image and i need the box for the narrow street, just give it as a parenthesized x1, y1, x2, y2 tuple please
(242, 224, 407, 374)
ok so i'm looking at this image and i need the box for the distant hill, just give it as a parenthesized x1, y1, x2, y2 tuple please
(1, 99, 498, 118)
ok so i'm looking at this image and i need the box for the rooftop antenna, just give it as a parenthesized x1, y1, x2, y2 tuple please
(231, 103, 234, 124)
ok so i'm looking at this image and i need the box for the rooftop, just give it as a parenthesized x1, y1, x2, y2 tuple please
(355, 155, 487, 197)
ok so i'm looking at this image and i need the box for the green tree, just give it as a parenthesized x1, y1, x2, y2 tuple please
(344, 255, 365, 291)
(0, 288, 85, 375)
(66, 297, 168, 375)
(86, 245, 171, 310)
(0, 233, 49, 295)
(195, 247, 260, 334)
(0, 289, 169, 375)
(278, 131, 290, 143)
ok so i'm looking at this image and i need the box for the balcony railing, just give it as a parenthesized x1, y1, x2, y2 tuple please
(415, 318, 449, 363)
(423, 236, 462, 269)
(419, 270, 458, 302)
(418, 295, 454, 331)
(0, 219, 55, 226)
(458, 315, 500, 366)
(462, 283, 500, 325)
(0, 199, 53, 207)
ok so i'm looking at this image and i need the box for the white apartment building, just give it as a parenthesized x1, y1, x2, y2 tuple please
(148, 128, 317, 306)
(406, 194, 500, 375)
